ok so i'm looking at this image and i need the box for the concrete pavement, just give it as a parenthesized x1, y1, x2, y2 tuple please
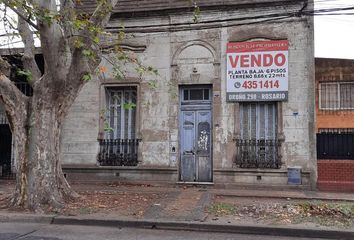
(0, 212, 353, 239)
(0, 180, 354, 239)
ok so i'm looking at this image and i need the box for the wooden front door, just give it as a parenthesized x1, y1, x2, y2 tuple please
(179, 86, 212, 182)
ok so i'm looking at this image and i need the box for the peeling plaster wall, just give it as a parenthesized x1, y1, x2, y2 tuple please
(225, 19, 316, 174)
(60, 79, 100, 165)
(61, 1, 315, 187)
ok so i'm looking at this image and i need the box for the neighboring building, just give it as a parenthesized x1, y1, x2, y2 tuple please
(316, 58, 354, 192)
(1, 1, 317, 189)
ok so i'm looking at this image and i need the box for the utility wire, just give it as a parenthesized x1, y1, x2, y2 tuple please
(1, 1, 354, 36)
(105, 5, 354, 32)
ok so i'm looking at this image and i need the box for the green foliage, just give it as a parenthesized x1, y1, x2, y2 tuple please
(135, 65, 159, 78)
(17, 69, 32, 81)
(193, 5, 201, 23)
(82, 49, 94, 59)
(334, 204, 354, 215)
(103, 121, 114, 132)
(73, 38, 84, 49)
(148, 80, 158, 89)
(3, 0, 162, 90)
(118, 30, 125, 41)
(73, 19, 84, 30)
(123, 102, 136, 110)
(37, 10, 55, 25)
(82, 73, 92, 81)
(297, 201, 354, 217)
(112, 65, 125, 80)
(93, 36, 100, 44)
(208, 203, 237, 216)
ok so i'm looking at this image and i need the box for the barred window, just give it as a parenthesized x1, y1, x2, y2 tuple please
(319, 82, 354, 110)
(105, 87, 137, 139)
(240, 102, 277, 140)
(236, 102, 280, 169)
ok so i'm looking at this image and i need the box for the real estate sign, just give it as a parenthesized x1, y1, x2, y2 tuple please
(226, 40, 289, 102)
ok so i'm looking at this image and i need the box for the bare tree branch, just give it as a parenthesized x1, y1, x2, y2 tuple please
(17, 6, 41, 85)
(90, 0, 119, 29)
(59, 0, 75, 39)
(67, 0, 119, 83)
(34, 0, 71, 84)
(0, 56, 11, 77)
(2, 0, 39, 30)
(58, 0, 119, 118)
(0, 57, 28, 120)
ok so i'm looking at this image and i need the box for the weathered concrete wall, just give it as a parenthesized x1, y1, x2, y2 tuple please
(60, 79, 100, 165)
(62, 1, 315, 187)
(224, 17, 316, 187)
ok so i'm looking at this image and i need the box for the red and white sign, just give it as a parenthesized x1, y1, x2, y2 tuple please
(226, 40, 289, 102)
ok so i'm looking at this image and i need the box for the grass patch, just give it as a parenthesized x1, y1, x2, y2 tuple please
(296, 201, 354, 218)
(335, 204, 354, 216)
(208, 203, 237, 216)
(78, 207, 93, 214)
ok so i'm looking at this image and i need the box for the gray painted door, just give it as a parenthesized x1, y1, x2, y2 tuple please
(180, 110, 212, 182)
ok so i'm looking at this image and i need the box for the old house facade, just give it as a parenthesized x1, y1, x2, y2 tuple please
(1, 0, 316, 188)
(316, 58, 354, 192)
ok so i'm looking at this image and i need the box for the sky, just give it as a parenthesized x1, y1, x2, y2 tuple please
(1, 0, 354, 60)
(314, 0, 354, 59)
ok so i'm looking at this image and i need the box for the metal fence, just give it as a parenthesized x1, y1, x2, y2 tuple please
(235, 139, 282, 169)
(97, 139, 140, 166)
(317, 132, 354, 160)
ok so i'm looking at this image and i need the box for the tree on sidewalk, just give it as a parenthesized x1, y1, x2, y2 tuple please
(0, 0, 122, 212)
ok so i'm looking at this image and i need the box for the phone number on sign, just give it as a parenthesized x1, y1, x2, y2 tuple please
(237, 80, 280, 89)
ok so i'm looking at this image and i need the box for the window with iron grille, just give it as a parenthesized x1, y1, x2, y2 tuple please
(317, 128, 354, 160)
(319, 82, 354, 110)
(105, 87, 137, 139)
(236, 102, 281, 169)
(98, 87, 139, 167)
(240, 102, 277, 140)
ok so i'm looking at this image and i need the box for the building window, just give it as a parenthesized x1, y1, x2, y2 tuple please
(317, 128, 354, 160)
(240, 102, 277, 140)
(97, 86, 139, 167)
(319, 82, 354, 110)
(182, 88, 211, 101)
(235, 102, 281, 169)
(105, 87, 137, 139)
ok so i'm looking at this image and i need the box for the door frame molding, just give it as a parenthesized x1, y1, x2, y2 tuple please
(178, 85, 213, 182)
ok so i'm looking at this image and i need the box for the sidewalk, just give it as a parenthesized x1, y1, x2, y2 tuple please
(1, 180, 354, 239)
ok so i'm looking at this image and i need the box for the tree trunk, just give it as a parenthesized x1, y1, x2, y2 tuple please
(10, 79, 78, 212)
(1, 0, 118, 212)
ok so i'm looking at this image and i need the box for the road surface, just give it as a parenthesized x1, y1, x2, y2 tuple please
(0, 222, 331, 240)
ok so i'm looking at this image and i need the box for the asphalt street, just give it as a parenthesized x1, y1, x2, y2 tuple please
(0, 222, 332, 240)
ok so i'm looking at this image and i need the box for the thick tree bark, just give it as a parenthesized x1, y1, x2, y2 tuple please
(7, 74, 79, 211)
(1, 0, 119, 212)
(21, 106, 71, 210)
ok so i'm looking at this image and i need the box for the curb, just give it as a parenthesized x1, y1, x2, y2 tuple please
(1, 213, 354, 240)
(52, 217, 354, 239)
(214, 192, 354, 202)
(0, 213, 55, 224)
